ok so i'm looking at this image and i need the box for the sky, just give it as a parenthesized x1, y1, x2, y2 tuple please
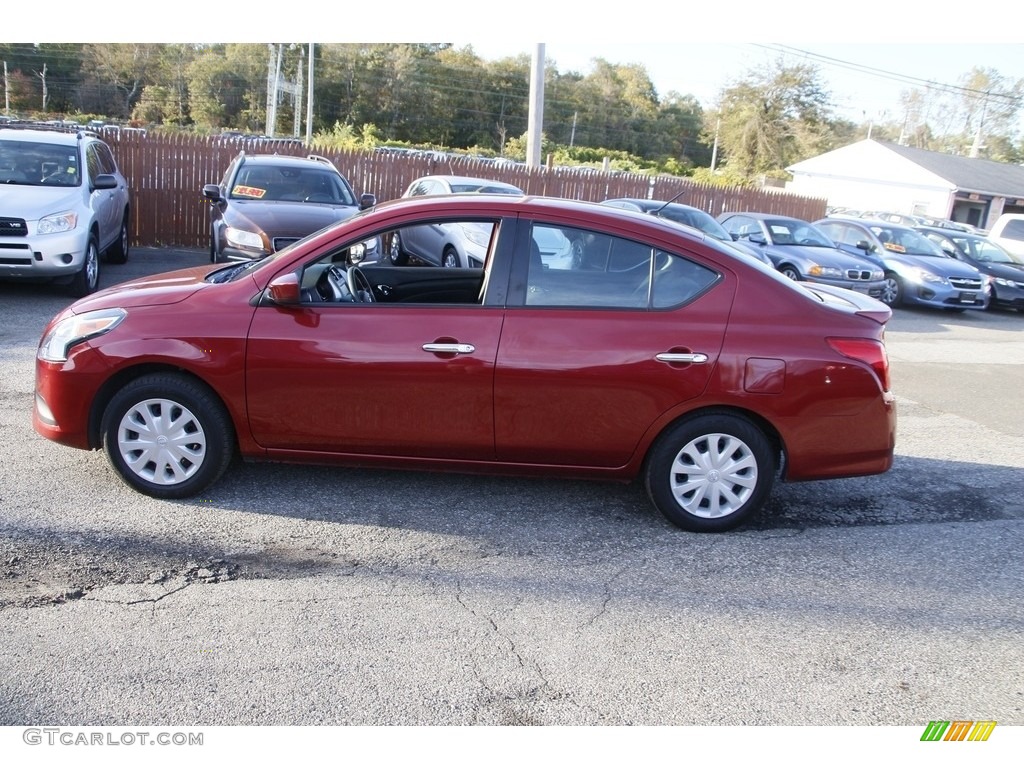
(18, 1, 1024, 133)
(452, 41, 1024, 129)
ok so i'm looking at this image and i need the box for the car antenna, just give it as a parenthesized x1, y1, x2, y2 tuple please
(651, 189, 687, 216)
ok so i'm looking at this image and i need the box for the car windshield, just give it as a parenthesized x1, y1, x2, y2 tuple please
(872, 226, 947, 257)
(956, 236, 1023, 264)
(230, 166, 355, 205)
(656, 206, 732, 242)
(764, 219, 833, 247)
(0, 140, 81, 187)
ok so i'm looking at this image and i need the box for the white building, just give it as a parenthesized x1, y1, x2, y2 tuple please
(786, 139, 1024, 231)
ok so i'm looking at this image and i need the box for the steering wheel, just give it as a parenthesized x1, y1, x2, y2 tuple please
(346, 266, 375, 303)
(318, 265, 348, 301)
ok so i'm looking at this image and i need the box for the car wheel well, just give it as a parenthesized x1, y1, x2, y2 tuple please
(645, 406, 784, 476)
(88, 365, 236, 451)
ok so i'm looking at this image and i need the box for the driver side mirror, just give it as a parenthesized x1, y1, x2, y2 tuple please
(359, 193, 376, 210)
(266, 273, 301, 305)
(855, 240, 874, 253)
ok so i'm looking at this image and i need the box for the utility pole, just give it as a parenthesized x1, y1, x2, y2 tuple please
(969, 93, 988, 158)
(710, 118, 720, 172)
(305, 43, 315, 146)
(526, 44, 545, 168)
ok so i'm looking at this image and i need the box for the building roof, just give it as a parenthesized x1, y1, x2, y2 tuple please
(877, 141, 1024, 198)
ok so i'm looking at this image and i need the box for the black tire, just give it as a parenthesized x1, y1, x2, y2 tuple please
(780, 265, 801, 281)
(210, 227, 225, 263)
(101, 373, 236, 499)
(644, 413, 775, 533)
(105, 212, 130, 264)
(442, 246, 460, 268)
(388, 231, 408, 265)
(68, 236, 100, 297)
(880, 272, 904, 307)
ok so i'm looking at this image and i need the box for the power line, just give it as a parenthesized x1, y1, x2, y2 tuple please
(752, 43, 1022, 108)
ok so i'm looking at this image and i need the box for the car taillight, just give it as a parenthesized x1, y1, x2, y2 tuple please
(827, 337, 890, 391)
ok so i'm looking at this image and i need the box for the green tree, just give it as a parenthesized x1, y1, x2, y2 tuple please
(709, 58, 833, 180)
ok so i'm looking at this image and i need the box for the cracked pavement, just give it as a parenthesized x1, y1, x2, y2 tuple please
(1, 249, 1022, 726)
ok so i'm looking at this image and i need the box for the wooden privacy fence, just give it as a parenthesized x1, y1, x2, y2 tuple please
(108, 132, 828, 250)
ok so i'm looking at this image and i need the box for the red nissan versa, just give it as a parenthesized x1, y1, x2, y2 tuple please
(33, 195, 896, 532)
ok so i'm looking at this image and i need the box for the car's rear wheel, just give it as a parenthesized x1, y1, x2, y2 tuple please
(880, 272, 904, 306)
(442, 246, 460, 268)
(68, 236, 100, 297)
(101, 373, 235, 499)
(644, 413, 775, 532)
(105, 212, 130, 264)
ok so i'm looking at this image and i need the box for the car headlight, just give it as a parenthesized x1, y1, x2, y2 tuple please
(993, 277, 1018, 287)
(225, 226, 266, 251)
(870, 270, 884, 280)
(37, 211, 78, 235)
(38, 308, 126, 363)
(459, 224, 491, 248)
(808, 265, 843, 279)
(904, 267, 945, 285)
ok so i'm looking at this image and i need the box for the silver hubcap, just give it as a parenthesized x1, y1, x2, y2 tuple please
(389, 234, 401, 262)
(117, 398, 206, 485)
(881, 278, 899, 304)
(443, 251, 457, 268)
(86, 245, 98, 287)
(669, 433, 758, 519)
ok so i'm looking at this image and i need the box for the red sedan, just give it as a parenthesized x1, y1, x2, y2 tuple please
(33, 195, 896, 532)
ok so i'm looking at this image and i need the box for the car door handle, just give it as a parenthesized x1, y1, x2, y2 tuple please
(422, 343, 475, 355)
(656, 352, 708, 364)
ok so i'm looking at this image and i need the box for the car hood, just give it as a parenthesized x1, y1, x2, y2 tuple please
(766, 244, 875, 270)
(0, 184, 82, 217)
(226, 200, 359, 236)
(977, 260, 1024, 279)
(68, 265, 228, 314)
(881, 252, 981, 277)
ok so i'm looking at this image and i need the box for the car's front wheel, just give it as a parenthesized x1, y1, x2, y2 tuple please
(210, 226, 225, 263)
(101, 373, 236, 499)
(644, 413, 775, 532)
(442, 246, 460, 268)
(880, 272, 904, 307)
(780, 265, 801, 281)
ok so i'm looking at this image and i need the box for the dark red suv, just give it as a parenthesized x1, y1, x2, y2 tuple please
(34, 195, 896, 532)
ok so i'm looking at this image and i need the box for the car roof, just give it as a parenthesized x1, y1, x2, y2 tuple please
(373, 193, 710, 238)
(0, 127, 80, 145)
(722, 211, 804, 223)
(416, 174, 521, 187)
(239, 154, 334, 167)
(852, 218, 920, 232)
(604, 198, 707, 214)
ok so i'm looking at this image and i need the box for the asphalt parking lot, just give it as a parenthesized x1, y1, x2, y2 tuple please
(0, 248, 1021, 727)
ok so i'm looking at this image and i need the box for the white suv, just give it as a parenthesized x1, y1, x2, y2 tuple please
(0, 125, 130, 296)
(987, 213, 1024, 260)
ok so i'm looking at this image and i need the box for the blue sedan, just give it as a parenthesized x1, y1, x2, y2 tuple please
(815, 218, 990, 311)
(718, 212, 886, 298)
